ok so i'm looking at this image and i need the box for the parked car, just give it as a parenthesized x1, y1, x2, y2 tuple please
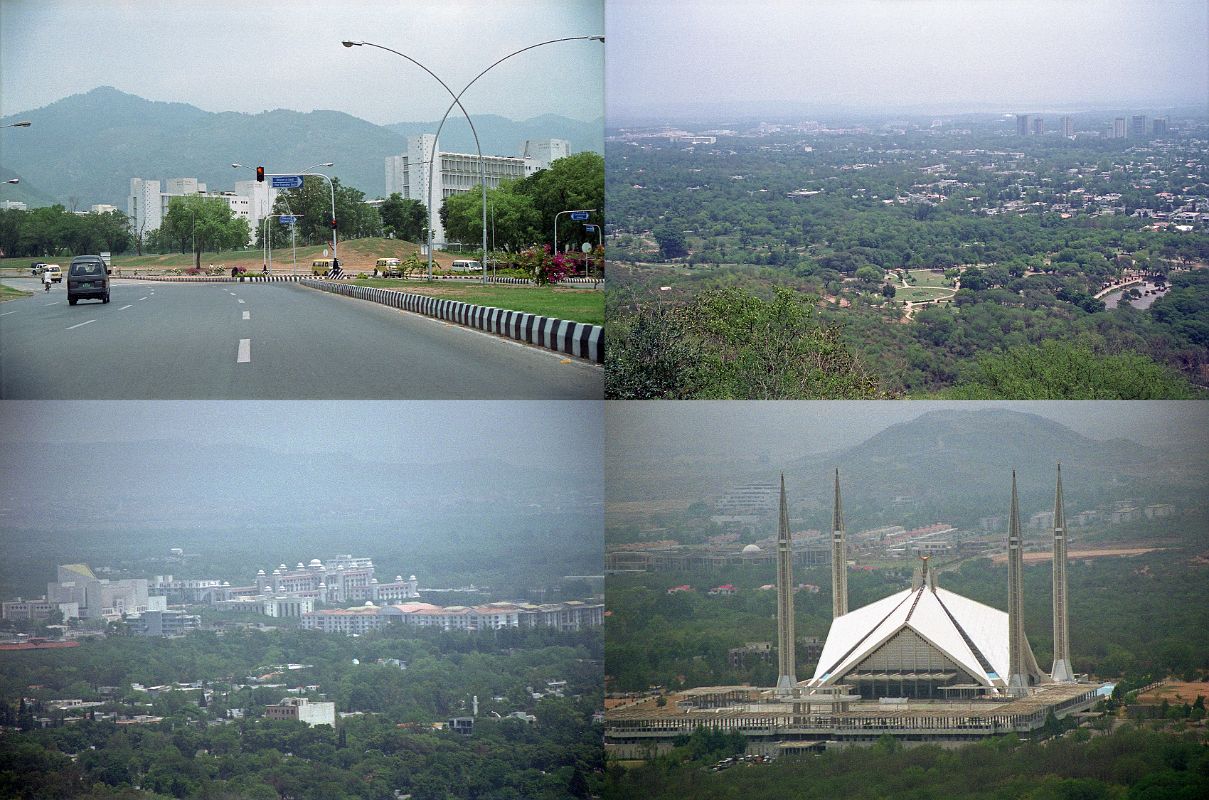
(30, 262, 47, 275)
(66, 255, 110, 305)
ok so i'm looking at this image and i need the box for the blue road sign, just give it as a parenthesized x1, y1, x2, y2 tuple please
(279, 215, 297, 224)
(583, 224, 597, 232)
(271, 175, 304, 189)
(570, 211, 590, 221)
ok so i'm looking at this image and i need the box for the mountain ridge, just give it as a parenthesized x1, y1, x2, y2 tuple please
(1, 86, 603, 207)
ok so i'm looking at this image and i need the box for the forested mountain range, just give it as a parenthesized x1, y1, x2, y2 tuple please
(0, 87, 603, 207)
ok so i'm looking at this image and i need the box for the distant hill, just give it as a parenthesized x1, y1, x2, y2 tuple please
(608, 408, 1201, 532)
(0, 87, 602, 208)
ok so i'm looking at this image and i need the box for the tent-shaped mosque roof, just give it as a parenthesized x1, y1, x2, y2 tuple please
(809, 580, 1040, 691)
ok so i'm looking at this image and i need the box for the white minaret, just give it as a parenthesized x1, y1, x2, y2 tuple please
(831, 469, 848, 619)
(775, 474, 796, 694)
(1007, 471, 1030, 697)
(1050, 464, 1075, 682)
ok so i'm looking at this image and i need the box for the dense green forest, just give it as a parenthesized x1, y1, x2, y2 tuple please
(605, 124, 1209, 397)
(603, 726, 1209, 800)
(0, 626, 602, 799)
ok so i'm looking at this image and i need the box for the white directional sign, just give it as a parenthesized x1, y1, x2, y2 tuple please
(271, 175, 304, 189)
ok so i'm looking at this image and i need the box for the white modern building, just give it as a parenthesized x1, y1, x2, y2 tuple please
(128, 176, 275, 244)
(46, 564, 166, 621)
(385, 135, 572, 245)
(264, 697, 336, 727)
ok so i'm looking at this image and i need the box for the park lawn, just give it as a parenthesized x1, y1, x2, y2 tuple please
(0, 284, 32, 301)
(906, 268, 952, 288)
(353, 278, 604, 326)
(897, 285, 955, 302)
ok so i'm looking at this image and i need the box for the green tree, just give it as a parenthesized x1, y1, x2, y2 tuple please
(379, 193, 427, 242)
(654, 224, 688, 259)
(517, 152, 604, 251)
(159, 196, 251, 269)
(944, 341, 1199, 399)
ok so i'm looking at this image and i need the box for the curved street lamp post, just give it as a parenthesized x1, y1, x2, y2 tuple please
(342, 35, 603, 283)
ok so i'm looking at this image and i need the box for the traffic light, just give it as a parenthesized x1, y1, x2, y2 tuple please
(256, 166, 265, 182)
(330, 218, 338, 230)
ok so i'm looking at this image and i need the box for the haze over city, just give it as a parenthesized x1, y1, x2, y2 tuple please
(606, 0, 1209, 121)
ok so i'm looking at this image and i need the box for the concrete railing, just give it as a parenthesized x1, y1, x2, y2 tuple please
(300, 279, 602, 363)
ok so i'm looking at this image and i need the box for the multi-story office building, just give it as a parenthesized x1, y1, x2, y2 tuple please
(1112, 117, 1127, 139)
(385, 135, 571, 245)
(1, 598, 79, 621)
(1060, 116, 1073, 137)
(1016, 114, 1032, 136)
(1130, 114, 1148, 138)
(1031, 117, 1044, 136)
(264, 698, 336, 727)
(129, 609, 200, 637)
(1151, 117, 1168, 136)
(300, 599, 604, 635)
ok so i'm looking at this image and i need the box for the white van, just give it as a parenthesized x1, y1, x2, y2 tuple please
(450, 259, 482, 273)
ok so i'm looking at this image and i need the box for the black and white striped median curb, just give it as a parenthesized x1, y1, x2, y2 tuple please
(299, 279, 603, 363)
(116, 274, 316, 283)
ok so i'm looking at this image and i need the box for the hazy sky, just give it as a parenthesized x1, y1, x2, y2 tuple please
(0, 401, 603, 467)
(606, 0, 1209, 118)
(606, 401, 1209, 464)
(0, 0, 604, 125)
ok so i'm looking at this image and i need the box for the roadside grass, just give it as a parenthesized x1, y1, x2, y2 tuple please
(0, 284, 32, 301)
(353, 278, 604, 325)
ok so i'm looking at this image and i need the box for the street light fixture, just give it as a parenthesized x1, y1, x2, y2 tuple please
(0, 121, 32, 129)
(4, 178, 18, 184)
(342, 35, 603, 283)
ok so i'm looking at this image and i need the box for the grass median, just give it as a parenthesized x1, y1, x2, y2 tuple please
(0, 284, 32, 301)
(351, 278, 604, 326)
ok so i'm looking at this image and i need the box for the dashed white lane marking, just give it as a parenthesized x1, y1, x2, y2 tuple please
(119, 305, 133, 310)
(67, 319, 96, 330)
(237, 338, 251, 363)
(238, 299, 245, 304)
(44, 301, 58, 306)
(242, 311, 250, 320)
(138, 296, 149, 301)
(0, 310, 19, 316)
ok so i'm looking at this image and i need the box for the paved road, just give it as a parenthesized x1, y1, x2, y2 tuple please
(0, 279, 601, 398)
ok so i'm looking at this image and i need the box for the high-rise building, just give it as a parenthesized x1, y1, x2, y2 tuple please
(1061, 116, 1074, 137)
(1031, 117, 1045, 136)
(1016, 114, 1032, 136)
(1112, 117, 1127, 139)
(1130, 114, 1148, 137)
(1151, 117, 1168, 136)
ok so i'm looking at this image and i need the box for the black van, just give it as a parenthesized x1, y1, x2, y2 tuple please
(67, 255, 111, 305)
